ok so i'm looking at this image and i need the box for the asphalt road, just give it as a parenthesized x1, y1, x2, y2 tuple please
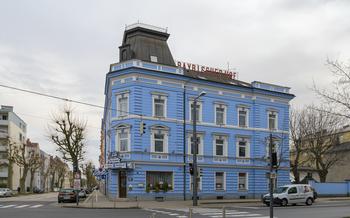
(1, 193, 350, 218)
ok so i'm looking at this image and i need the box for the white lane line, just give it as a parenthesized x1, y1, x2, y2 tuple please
(177, 216, 187, 218)
(0, 205, 16, 208)
(169, 213, 179, 216)
(210, 212, 249, 217)
(30, 204, 43, 208)
(15, 205, 30, 208)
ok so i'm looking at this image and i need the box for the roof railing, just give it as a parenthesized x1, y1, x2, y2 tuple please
(125, 22, 167, 33)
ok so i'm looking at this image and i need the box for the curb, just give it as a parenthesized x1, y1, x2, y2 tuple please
(200, 200, 261, 205)
(61, 205, 140, 209)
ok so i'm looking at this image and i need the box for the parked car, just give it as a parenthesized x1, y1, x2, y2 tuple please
(78, 189, 87, 198)
(33, 187, 44, 194)
(57, 188, 78, 203)
(0, 188, 13, 197)
(262, 184, 314, 206)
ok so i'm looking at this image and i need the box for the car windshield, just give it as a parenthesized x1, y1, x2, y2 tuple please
(274, 187, 288, 194)
(60, 189, 74, 193)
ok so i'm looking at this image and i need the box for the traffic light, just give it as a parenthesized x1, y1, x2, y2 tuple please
(73, 164, 78, 173)
(140, 121, 146, 135)
(189, 163, 194, 175)
(271, 152, 278, 168)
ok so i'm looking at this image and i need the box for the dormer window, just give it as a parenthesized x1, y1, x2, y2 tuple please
(150, 55, 158, 63)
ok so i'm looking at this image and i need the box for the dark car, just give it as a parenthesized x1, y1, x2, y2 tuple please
(58, 188, 78, 203)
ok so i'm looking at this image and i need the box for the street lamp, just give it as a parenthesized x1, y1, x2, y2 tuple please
(192, 91, 206, 206)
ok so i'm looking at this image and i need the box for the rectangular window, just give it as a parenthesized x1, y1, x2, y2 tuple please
(215, 172, 225, 191)
(190, 102, 202, 122)
(146, 171, 173, 191)
(118, 131, 129, 152)
(154, 98, 165, 117)
(189, 135, 203, 155)
(238, 108, 248, 127)
(215, 138, 224, 156)
(237, 137, 250, 158)
(117, 93, 129, 117)
(1, 115, 7, 120)
(215, 105, 226, 125)
(268, 111, 278, 130)
(238, 173, 248, 190)
(154, 133, 164, 152)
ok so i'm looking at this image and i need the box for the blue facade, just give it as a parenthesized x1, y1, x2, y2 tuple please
(102, 59, 294, 200)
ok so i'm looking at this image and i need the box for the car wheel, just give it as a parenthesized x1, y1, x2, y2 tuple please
(306, 197, 313, 206)
(280, 198, 288, 207)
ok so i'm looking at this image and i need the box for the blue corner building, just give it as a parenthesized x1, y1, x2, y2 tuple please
(102, 23, 295, 200)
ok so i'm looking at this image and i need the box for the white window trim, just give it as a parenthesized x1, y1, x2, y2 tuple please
(115, 128, 131, 152)
(187, 133, 204, 155)
(116, 93, 129, 117)
(189, 101, 203, 122)
(236, 137, 250, 158)
(238, 172, 249, 191)
(215, 172, 226, 191)
(267, 111, 278, 130)
(150, 129, 169, 153)
(213, 135, 228, 157)
(152, 95, 167, 118)
(214, 104, 227, 125)
(237, 107, 249, 128)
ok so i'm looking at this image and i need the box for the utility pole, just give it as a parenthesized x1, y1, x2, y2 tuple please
(192, 91, 206, 206)
(183, 84, 187, 201)
(269, 133, 274, 218)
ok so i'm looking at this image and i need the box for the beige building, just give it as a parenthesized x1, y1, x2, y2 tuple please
(291, 125, 350, 183)
(0, 105, 27, 190)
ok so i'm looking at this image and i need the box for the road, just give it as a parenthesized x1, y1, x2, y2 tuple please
(1, 193, 350, 218)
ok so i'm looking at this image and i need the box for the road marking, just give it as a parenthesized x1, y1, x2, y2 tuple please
(15, 205, 30, 208)
(169, 213, 179, 216)
(0, 205, 16, 208)
(30, 204, 43, 208)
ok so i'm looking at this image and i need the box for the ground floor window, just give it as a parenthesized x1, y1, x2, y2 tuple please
(238, 172, 248, 191)
(215, 172, 225, 191)
(146, 171, 173, 192)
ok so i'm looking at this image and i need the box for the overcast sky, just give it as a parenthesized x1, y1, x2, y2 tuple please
(0, 0, 350, 166)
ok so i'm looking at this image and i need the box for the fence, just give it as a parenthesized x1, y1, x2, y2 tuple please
(308, 179, 350, 197)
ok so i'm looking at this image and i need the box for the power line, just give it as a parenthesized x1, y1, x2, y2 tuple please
(0, 83, 141, 116)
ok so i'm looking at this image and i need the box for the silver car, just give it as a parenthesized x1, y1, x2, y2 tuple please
(0, 188, 13, 197)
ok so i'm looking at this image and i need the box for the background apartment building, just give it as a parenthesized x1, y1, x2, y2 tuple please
(0, 105, 26, 190)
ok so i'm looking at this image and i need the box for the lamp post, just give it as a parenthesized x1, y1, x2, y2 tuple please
(192, 91, 206, 206)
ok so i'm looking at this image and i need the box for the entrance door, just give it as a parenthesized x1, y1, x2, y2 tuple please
(118, 171, 127, 198)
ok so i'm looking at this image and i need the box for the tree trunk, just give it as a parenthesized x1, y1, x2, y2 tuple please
(20, 166, 29, 193)
(318, 170, 328, 183)
(50, 173, 55, 191)
(60, 178, 64, 188)
(29, 170, 35, 193)
(7, 160, 13, 189)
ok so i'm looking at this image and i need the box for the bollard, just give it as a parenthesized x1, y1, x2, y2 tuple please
(189, 208, 193, 218)
(222, 206, 226, 218)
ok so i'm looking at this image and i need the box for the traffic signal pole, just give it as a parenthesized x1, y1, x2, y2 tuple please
(192, 100, 198, 206)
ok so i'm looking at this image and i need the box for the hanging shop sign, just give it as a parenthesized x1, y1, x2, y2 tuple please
(176, 61, 237, 80)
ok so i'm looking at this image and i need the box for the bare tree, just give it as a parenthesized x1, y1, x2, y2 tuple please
(29, 155, 42, 192)
(289, 108, 309, 183)
(55, 157, 68, 189)
(4, 137, 16, 189)
(11, 139, 41, 193)
(302, 106, 344, 182)
(82, 162, 97, 190)
(49, 106, 86, 173)
(313, 58, 350, 118)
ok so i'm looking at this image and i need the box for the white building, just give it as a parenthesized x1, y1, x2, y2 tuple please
(0, 105, 27, 190)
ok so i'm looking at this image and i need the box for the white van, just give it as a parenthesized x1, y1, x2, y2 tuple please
(262, 184, 314, 206)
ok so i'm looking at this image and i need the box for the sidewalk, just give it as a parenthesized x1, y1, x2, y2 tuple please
(61, 191, 350, 209)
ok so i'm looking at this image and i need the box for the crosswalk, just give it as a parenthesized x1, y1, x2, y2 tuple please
(144, 207, 274, 218)
(0, 204, 44, 209)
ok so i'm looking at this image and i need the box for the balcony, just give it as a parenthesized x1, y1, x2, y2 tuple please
(0, 120, 9, 126)
(0, 132, 8, 139)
